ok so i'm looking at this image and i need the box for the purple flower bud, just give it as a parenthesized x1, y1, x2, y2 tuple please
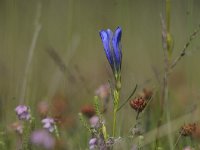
(89, 116, 99, 128)
(89, 138, 97, 145)
(89, 145, 95, 150)
(42, 117, 55, 132)
(31, 129, 55, 150)
(89, 138, 97, 150)
(15, 105, 31, 121)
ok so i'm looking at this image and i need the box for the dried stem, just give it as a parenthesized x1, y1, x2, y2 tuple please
(173, 132, 182, 150)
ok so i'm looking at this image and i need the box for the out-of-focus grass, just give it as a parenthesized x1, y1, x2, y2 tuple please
(0, 0, 200, 149)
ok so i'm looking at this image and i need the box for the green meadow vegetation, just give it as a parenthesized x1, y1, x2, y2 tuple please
(0, 0, 200, 149)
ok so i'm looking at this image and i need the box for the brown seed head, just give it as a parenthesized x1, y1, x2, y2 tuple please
(180, 123, 196, 136)
(81, 104, 96, 118)
(129, 97, 147, 112)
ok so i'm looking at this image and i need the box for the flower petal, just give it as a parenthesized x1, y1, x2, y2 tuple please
(99, 30, 114, 68)
(112, 27, 122, 71)
(106, 29, 113, 40)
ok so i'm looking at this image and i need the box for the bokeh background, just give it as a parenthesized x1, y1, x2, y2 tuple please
(0, 0, 200, 149)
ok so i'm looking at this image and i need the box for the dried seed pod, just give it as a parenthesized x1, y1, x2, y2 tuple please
(129, 97, 147, 113)
(180, 123, 196, 136)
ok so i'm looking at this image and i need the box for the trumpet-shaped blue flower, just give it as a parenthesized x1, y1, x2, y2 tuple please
(99, 27, 122, 76)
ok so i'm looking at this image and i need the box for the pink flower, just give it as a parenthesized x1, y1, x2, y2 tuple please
(31, 129, 55, 149)
(42, 117, 55, 132)
(89, 116, 99, 128)
(15, 105, 31, 121)
(95, 83, 110, 100)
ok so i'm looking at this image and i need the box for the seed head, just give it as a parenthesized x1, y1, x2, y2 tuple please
(129, 97, 147, 113)
(180, 123, 196, 136)
(81, 104, 96, 118)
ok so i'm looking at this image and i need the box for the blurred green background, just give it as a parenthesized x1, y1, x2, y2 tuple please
(0, 0, 200, 149)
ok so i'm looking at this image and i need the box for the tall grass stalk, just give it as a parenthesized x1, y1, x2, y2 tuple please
(163, 0, 174, 148)
(19, 2, 42, 104)
(156, 0, 173, 149)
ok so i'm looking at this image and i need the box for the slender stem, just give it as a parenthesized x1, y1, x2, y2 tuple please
(173, 133, 182, 150)
(112, 80, 120, 137)
(156, 0, 173, 148)
(166, 0, 171, 32)
(20, 2, 42, 104)
(165, 0, 174, 148)
(54, 124, 60, 139)
(170, 24, 200, 70)
(22, 119, 34, 150)
(113, 109, 117, 137)
(136, 111, 140, 120)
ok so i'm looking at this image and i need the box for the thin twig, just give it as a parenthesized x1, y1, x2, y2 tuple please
(170, 24, 200, 70)
(173, 132, 182, 150)
(140, 24, 200, 88)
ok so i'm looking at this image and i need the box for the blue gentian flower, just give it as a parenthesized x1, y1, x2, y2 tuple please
(99, 27, 122, 77)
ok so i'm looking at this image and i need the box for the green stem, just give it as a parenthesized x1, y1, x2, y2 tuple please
(173, 132, 182, 150)
(156, 0, 172, 148)
(166, 0, 171, 32)
(112, 87, 120, 137)
(165, 0, 174, 149)
(54, 124, 60, 139)
(22, 118, 34, 150)
(113, 109, 117, 137)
